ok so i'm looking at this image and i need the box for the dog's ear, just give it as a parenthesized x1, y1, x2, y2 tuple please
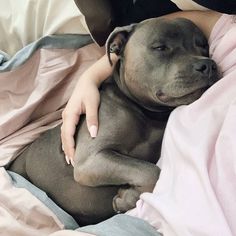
(106, 24, 137, 65)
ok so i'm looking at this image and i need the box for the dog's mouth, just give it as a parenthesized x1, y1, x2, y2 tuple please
(157, 86, 208, 104)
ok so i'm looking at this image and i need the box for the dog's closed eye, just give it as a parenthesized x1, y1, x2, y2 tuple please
(195, 38, 209, 50)
(150, 44, 169, 51)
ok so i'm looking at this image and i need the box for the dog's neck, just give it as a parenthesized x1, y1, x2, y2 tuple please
(138, 104, 174, 121)
(112, 60, 174, 121)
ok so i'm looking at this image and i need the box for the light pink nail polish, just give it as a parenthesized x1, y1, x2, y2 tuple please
(65, 155, 70, 165)
(71, 159, 75, 167)
(89, 125, 97, 138)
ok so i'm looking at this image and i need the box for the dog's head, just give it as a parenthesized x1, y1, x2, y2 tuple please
(106, 17, 219, 111)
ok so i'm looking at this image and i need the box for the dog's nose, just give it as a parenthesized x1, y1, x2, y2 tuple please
(193, 59, 217, 76)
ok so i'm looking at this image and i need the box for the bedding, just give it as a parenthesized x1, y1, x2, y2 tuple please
(0, 0, 89, 56)
(0, 34, 104, 235)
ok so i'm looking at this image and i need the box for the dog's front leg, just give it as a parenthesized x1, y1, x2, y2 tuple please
(74, 149, 160, 189)
(74, 149, 160, 212)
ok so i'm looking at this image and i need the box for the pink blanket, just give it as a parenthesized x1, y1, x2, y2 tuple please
(0, 44, 104, 165)
(128, 14, 236, 236)
(0, 43, 104, 235)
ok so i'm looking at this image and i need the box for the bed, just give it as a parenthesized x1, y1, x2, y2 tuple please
(1, 0, 236, 236)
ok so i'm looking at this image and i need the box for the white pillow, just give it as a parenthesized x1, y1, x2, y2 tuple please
(0, 0, 89, 56)
(170, 0, 209, 11)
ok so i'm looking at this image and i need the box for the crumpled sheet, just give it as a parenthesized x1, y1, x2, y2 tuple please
(0, 0, 89, 56)
(0, 34, 104, 235)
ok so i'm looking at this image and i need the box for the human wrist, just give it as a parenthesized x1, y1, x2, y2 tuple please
(94, 74, 107, 87)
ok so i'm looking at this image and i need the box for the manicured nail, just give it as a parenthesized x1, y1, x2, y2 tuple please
(65, 155, 70, 165)
(71, 159, 75, 167)
(62, 146, 64, 151)
(89, 125, 97, 138)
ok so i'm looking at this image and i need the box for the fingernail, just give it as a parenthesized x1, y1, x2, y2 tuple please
(89, 125, 97, 138)
(65, 155, 70, 165)
(62, 146, 64, 151)
(71, 159, 75, 167)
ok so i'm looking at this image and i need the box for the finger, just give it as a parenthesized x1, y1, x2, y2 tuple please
(61, 125, 75, 163)
(65, 155, 70, 165)
(61, 113, 80, 160)
(62, 125, 76, 159)
(85, 100, 99, 138)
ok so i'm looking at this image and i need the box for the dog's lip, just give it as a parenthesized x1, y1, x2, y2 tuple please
(157, 86, 208, 103)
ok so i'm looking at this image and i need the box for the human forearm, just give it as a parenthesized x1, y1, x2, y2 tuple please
(79, 53, 118, 87)
(161, 10, 222, 39)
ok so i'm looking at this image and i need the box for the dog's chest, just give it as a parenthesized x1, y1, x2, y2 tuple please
(99, 84, 167, 163)
(127, 126, 165, 163)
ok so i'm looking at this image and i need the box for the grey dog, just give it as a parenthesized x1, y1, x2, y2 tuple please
(9, 17, 218, 226)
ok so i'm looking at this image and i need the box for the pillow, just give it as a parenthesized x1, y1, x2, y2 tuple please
(0, 0, 89, 56)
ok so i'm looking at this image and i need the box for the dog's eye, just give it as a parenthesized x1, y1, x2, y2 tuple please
(195, 40, 209, 56)
(151, 45, 168, 51)
(195, 39, 209, 50)
(198, 43, 208, 50)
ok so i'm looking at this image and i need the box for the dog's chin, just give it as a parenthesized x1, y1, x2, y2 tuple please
(157, 87, 207, 106)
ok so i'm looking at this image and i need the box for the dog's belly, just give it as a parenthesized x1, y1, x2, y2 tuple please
(9, 126, 118, 226)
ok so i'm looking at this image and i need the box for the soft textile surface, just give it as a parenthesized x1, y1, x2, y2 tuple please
(8, 171, 79, 230)
(78, 215, 161, 236)
(127, 14, 236, 236)
(0, 168, 63, 236)
(0, 35, 104, 235)
(0, 35, 104, 165)
(170, 0, 209, 10)
(0, 0, 89, 56)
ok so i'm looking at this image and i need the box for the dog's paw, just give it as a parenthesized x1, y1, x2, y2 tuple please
(112, 187, 141, 213)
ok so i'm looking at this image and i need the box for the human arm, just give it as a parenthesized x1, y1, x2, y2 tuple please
(162, 10, 221, 39)
(61, 53, 118, 164)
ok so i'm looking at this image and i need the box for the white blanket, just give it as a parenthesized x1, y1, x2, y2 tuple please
(0, 0, 88, 56)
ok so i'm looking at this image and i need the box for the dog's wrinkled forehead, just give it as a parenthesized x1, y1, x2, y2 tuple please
(106, 17, 209, 65)
(129, 18, 207, 49)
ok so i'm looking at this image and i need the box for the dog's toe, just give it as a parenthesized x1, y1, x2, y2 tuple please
(112, 187, 140, 213)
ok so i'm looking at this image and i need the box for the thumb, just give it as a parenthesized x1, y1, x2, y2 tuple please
(85, 102, 99, 138)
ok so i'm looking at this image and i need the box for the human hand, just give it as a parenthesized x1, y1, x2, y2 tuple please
(61, 54, 118, 165)
(61, 74, 100, 165)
